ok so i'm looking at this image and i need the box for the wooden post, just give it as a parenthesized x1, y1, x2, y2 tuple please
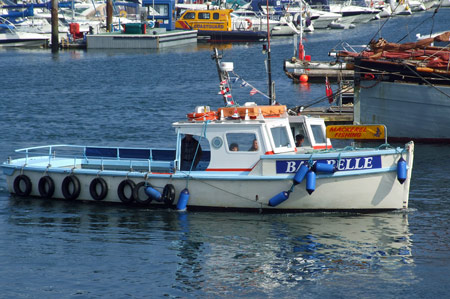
(106, 0, 113, 32)
(51, 0, 59, 52)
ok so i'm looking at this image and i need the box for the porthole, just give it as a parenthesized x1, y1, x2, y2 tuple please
(211, 137, 223, 149)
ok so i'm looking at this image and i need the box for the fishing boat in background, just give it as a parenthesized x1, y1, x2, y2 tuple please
(1, 47, 414, 212)
(351, 31, 450, 142)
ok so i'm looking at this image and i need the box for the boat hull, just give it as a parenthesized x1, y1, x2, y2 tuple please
(197, 30, 267, 42)
(284, 59, 354, 82)
(2, 144, 414, 212)
(356, 81, 450, 142)
(0, 34, 48, 47)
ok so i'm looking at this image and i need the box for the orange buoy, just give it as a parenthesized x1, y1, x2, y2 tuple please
(300, 74, 309, 83)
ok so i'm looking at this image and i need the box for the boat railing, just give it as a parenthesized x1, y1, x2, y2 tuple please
(13, 144, 177, 173)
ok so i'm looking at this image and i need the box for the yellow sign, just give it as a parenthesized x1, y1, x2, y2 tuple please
(326, 125, 385, 139)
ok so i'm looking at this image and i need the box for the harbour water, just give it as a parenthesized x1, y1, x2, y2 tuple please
(1, 9, 450, 297)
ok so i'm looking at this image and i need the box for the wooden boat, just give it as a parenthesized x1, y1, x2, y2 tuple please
(1, 49, 414, 212)
(284, 56, 354, 83)
(352, 32, 450, 142)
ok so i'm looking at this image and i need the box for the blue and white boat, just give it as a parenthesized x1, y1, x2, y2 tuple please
(0, 17, 48, 47)
(1, 50, 414, 212)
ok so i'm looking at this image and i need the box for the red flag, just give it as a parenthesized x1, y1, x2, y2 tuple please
(325, 77, 333, 104)
(250, 88, 258, 96)
(220, 79, 227, 85)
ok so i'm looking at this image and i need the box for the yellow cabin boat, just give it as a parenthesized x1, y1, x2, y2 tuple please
(175, 9, 266, 42)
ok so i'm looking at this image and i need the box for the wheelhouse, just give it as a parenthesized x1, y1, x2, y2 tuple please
(173, 106, 331, 172)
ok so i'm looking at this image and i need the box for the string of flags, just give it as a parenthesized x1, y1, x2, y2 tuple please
(217, 72, 270, 106)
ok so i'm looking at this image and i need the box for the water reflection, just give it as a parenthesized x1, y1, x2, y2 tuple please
(173, 212, 414, 294)
(5, 197, 414, 295)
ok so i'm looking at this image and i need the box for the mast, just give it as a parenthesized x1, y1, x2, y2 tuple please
(266, 0, 274, 105)
(212, 48, 232, 106)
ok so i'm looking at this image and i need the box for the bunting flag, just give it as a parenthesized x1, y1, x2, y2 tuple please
(220, 79, 227, 85)
(241, 81, 249, 87)
(218, 87, 230, 95)
(325, 76, 333, 104)
(232, 77, 239, 83)
(250, 88, 258, 96)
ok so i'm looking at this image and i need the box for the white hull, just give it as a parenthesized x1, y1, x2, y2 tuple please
(3, 145, 414, 211)
(0, 32, 48, 47)
(356, 81, 450, 141)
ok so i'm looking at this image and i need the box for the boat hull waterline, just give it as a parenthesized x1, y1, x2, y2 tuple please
(2, 143, 414, 212)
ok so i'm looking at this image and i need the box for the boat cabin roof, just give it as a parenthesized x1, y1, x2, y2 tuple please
(172, 105, 330, 171)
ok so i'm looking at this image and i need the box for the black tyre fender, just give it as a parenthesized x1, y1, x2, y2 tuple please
(38, 175, 55, 198)
(89, 177, 108, 201)
(61, 175, 81, 200)
(117, 179, 136, 204)
(162, 184, 176, 206)
(133, 182, 153, 205)
(13, 174, 32, 197)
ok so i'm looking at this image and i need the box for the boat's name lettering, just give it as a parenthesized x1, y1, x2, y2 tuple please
(276, 156, 382, 173)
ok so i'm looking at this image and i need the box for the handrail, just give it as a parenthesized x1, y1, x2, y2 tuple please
(12, 144, 177, 169)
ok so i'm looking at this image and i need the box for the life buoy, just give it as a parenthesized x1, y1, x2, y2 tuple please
(148, 21, 155, 29)
(117, 179, 136, 204)
(38, 175, 55, 198)
(192, 115, 218, 121)
(364, 73, 375, 80)
(119, 10, 127, 18)
(133, 181, 153, 205)
(89, 177, 108, 201)
(61, 175, 81, 200)
(13, 174, 32, 196)
(245, 18, 252, 30)
(187, 111, 217, 120)
(162, 184, 176, 207)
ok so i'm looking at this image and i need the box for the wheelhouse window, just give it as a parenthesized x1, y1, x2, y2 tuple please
(311, 125, 326, 144)
(271, 126, 291, 148)
(226, 133, 258, 152)
(153, 4, 169, 16)
(213, 13, 219, 20)
(183, 12, 196, 19)
(198, 12, 210, 19)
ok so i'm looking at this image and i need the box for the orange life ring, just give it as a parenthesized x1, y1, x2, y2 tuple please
(187, 111, 217, 120)
(245, 18, 252, 30)
(192, 114, 218, 122)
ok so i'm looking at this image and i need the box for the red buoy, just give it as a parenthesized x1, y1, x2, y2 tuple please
(300, 74, 309, 83)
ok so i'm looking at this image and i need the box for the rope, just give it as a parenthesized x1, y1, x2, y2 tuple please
(191, 177, 271, 207)
(289, 84, 354, 113)
(401, 63, 450, 99)
(231, 70, 271, 100)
